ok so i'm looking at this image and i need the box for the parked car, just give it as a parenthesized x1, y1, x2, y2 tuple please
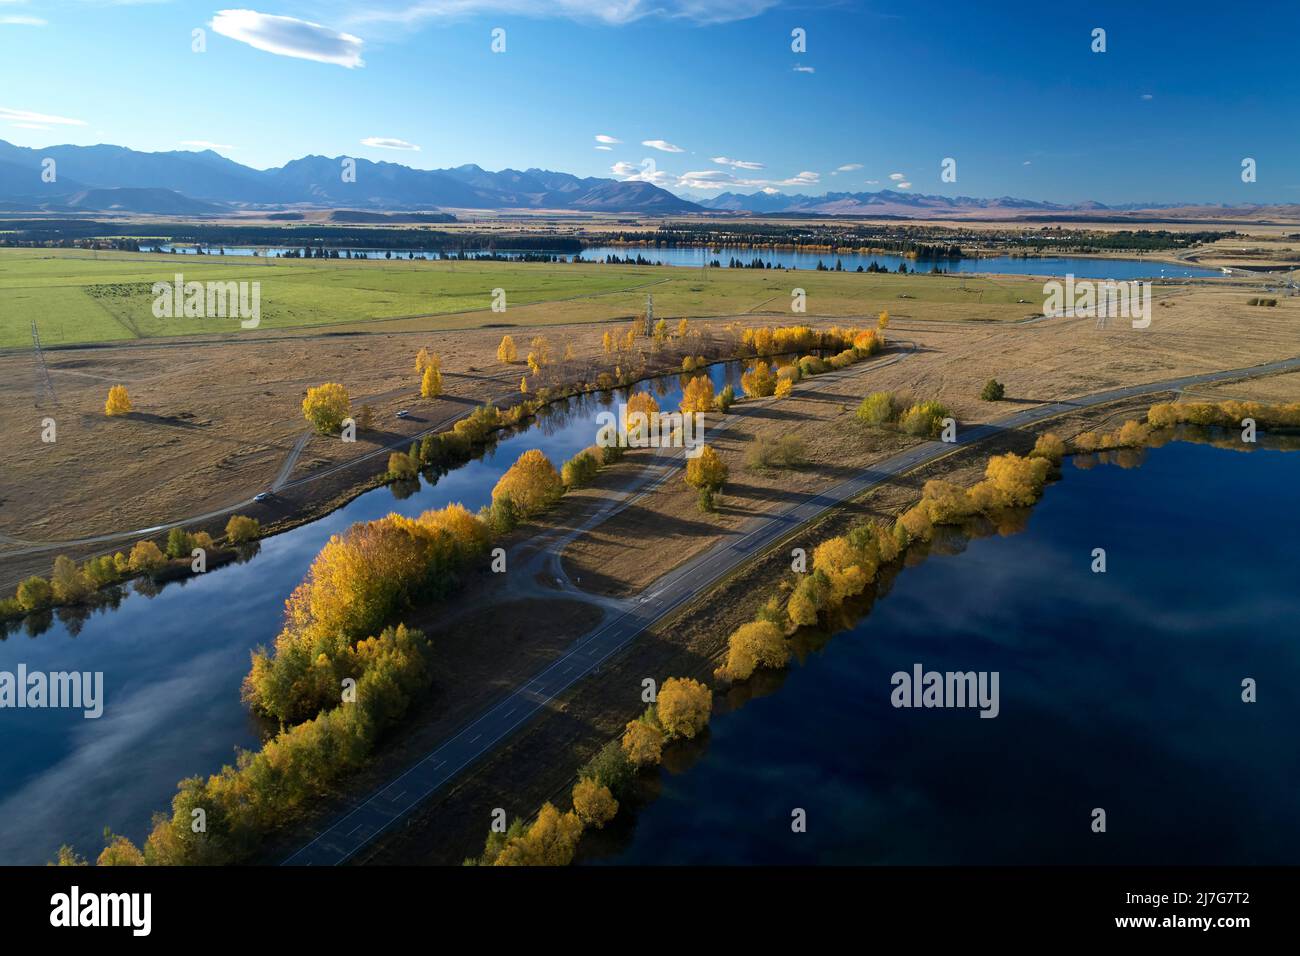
(396, 410, 410, 419)
(254, 492, 270, 503)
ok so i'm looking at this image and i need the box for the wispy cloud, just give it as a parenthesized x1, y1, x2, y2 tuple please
(712, 156, 764, 170)
(0, 14, 45, 25)
(888, 172, 906, 181)
(793, 64, 814, 73)
(834, 163, 863, 173)
(595, 145, 612, 150)
(347, 0, 777, 28)
(0, 106, 87, 126)
(211, 9, 364, 68)
(595, 134, 621, 144)
(642, 139, 684, 153)
(778, 170, 819, 186)
(361, 136, 420, 150)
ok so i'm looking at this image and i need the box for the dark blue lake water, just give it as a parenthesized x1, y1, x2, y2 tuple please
(0, 363, 743, 864)
(138, 244, 1220, 280)
(586, 440, 1300, 865)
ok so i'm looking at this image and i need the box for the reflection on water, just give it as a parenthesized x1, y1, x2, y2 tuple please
(0, 361, 744, 864)
(585, 438, 1300, 865)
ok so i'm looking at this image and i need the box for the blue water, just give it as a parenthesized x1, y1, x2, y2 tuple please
(0, 362, 742, 864)
(136, 243, 1219, 280)
(580, 246, 1221, 280)
(588, 441, 1300, 865)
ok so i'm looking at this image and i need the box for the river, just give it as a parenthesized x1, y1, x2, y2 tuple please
(0, 362, 744, 864)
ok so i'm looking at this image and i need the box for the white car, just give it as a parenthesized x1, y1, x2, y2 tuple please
(254, 492, 270, 503)
(396, 410, 410, 419)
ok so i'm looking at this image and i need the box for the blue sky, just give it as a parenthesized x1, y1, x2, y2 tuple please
(2, 0, 1297, 204)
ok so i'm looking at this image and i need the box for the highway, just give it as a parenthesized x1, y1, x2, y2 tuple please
(283, 354, 1300, 865)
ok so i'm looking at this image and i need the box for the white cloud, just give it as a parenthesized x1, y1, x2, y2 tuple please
(361, 136, 420, 150)
(211, 9, 364, 68)
(1140, 93, 1154, 101)
(778, 170, 820, 186)
(896, 181, 911, 189)
(642, 139, 684, 153)
(0, 14, 45, 24)
(182, 140, 236, 150)
(1023, 160, 1032, 166)
(595, 134, 621, 144)
(864, 179, 879, 185)
(793, 64, 814, 73)
(888, 172, 905, 181)
(712, 156, 764, 170)
(835, 163, 863, 173)
(595, 145, 612, 151)
(0, 106, 86, 126)
(348, 0, 777, 28)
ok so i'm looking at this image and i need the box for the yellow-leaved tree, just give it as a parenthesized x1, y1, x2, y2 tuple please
(684, 444, 727, 491)
(302, 383, 351, 434)
(497, 334, 517, 363)
(621, 719, 664, 767)
(679, 375, 715, 414)
(492, 449, 562, 517)
(104, 385, 132, 416)
(421, 362, 443, 398)
(655, 676, 712, 740)
(571, 779, 619, 828)
(717, 620, 788, 682)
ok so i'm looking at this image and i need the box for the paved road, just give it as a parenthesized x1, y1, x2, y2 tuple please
(283, 354, 1300, 865)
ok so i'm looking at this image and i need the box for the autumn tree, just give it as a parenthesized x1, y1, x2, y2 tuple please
(679, 375, 715, 414)
(415, 347, 432, 374)
(16, 575, 53, 611)
(96, 832, 145, 866)
(656, 676, 712, 740)
(626, 390, 660, 443)
(492, 449, 562, 517)
(571, 779, 619, 828)
(225, 514, 260, 544)
(127, 540, 166, 573)
(302, 383, 351, 434)
(104, 385, 132, 416)
(492, 803, 584, 866)
(740, 361, 776, 398)
(51, 554, 92, 603)
(496, 334, 518, 363)
(621, 718, 664, 767)
(1029, 432, 1066, 465)
(878, 310, 889, 329)
(685, 444, 727, 491)
(529, 335, 551, 366)
(421, 362, 443, 398)
(717, 620, 788, 681)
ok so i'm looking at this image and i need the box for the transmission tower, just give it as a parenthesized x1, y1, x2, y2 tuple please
(31, 320, 58, 407)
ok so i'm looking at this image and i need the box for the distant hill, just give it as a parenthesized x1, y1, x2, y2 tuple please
(64, 187, 223, 215)
(0, 140, 702, 214)
(698, 189, 1078, 217)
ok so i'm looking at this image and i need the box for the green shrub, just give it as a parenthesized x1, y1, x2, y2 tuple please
(900, 400, 951, 437)
(980, 379, 1005, 401)
(856, 391, 898, 425)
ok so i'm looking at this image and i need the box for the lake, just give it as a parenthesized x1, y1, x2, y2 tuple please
(585, 439, 1300, 865)
(136, 243, 1220, 280)
(0, 362, 744, 864)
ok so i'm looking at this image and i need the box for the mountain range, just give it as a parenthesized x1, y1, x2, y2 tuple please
(0, 141, 1295, 221)
(0, 140, 703, 214)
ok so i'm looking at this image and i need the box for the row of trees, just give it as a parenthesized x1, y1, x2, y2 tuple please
(715, 433, 1066, 685)
(856, 389, 952, 439)
(2, 515, 260, 622)
(467, 677, 712, 866)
